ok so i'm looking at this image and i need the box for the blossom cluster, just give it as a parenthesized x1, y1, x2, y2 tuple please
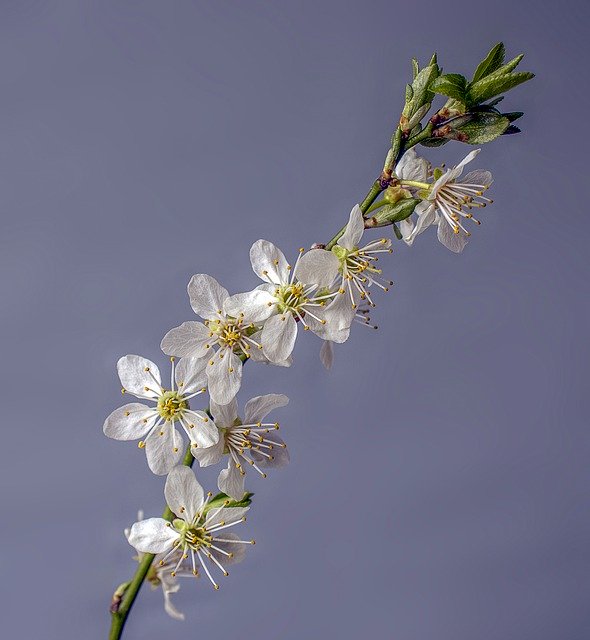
(104, 147, 493, 618)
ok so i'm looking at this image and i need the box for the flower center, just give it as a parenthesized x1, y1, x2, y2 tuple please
(275, 283, 308, 313)
(157, 390, 188, 421)
(174, 520, 212, 551)
(208, 318, 247, 349)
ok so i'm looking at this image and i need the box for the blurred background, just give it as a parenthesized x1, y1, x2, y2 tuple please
(0, 1, 588, 639)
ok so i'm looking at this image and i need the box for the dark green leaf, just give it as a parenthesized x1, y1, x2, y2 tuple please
(502, 124, 521, 135)
(504, 111, 524, 122)
(472, 43, 506, 83)
(420, 137, 449, 147)
(453, 112, 510, 144)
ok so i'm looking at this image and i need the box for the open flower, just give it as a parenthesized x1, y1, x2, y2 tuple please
(161, 274, 266, 405)
(103, 355, 218, 475)
(124, 511, 191, 621)
(330, 205, 393, 309)
(193, 393, 289, 500)
(399, 149, 493, 253)
(224, 241, 348, 363)
(128, 466, 253, 591)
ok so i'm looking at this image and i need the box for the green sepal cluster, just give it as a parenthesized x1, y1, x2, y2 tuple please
(424, 43, 533, 145)
(203, 491, 254, 514)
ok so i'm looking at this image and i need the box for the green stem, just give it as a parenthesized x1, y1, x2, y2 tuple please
(108, 447, 194, 640)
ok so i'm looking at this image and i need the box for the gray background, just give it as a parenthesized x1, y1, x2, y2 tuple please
(1, 1, 588, 639)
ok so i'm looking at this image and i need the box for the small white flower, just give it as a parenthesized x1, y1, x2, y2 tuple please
(128, 466, 253, 591)
(124, 512, 191, 621)
(103, 355, 218, 475)
(399, 149, 493, 253)
(331, 205, 394, 309)
(224, 241, 345, 363)
(161, 274, 265, 405)
(193, 393, 289, 500)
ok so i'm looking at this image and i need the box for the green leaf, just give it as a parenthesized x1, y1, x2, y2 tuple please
(204, 491, 254, 514)
(468, 71, 535, 105)
(504, 111, 524, 122)
(472, 43, 506, 83)
(453, 112, 510, 144)
(431, 73, 467, 101)
(411, 58, 419, 80)
(412, 65, 438, 104)
(420, 137, 449, 147)
(486, 54, 525, 78)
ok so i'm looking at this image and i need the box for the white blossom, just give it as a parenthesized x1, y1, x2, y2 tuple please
(224, 241, 349, 363)
(161, 274, 266, 405)
(331, 205, 394, 309)
(193, 393, 289, 500)
(103, 355, 218, 475)
(128, 466, 253, 591)
(399, 149, 493, 253)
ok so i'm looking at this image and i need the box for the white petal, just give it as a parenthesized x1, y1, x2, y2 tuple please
(103, 403, 157, 441)
(244, 393, 289, 424)
(246, 330, 270, 363)
(399, 217, 415, 242)
(251, 435, 289, 468)
(175, 356, 208, 395)
(207, 350, 242, 405)
(411, 201, 437, 238)
(162, 584, 185, 621)
(223, 290, 276, 324)
(145, 423, 185, 475)
(192, 432, 225, 467)
(338, 204, 365, 249)
(249, 239, 289, 284)
(210, 532, 247, 565)
(161, 322, 212, 359)
(396, 148, 429, 182)
(319, 340, 334, 370)
(261, 313, 297, 363)
(117, 355, 162, 399)
(164, 465, 205, 521)
(294, 249, 340, 288)
(312, 292, 354, 343)
(217, 462, 246, 501)
(437, 219, 469, 253)
(128, 518, 179, 554)
(182, 410, 220, 448)
(210, 397, 238, 428)
(187, 274, 229, 321)
(454, 148, 480, 176)
(206, 505, 249, 529)
(461, 169, 493, 187)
